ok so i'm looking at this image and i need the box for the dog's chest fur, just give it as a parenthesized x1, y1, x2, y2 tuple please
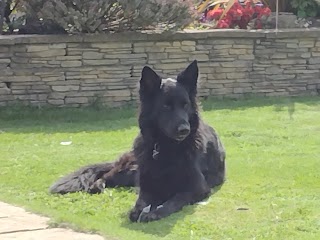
(137, 141, 200, 202)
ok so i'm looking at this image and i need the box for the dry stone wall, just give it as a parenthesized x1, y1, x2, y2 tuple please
(0, 29, 319, 107)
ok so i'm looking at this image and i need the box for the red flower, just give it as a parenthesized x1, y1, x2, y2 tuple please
(232, 2, 243, 9)
(207, 9, 223, 21)
(243, 5, 254, 18)
(228, 8, 243, 19)
(217, 20, 230, 28)
(256, 7, 271, 19)
(206, 0, 272, 29)
(255, 19, 263, 29)
(260, 7, 271, 17)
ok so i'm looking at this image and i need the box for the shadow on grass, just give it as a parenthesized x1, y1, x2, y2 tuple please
(121, 186, 223, 238)
(201, 95, 319, 112)
(201, 95, 319, 121)
(0, 96, 319, 133)
(0, 104, 138, 133)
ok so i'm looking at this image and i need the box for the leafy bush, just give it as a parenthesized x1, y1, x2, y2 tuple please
(291, 0, 319, 18)
(18, 0, 195, 34)
(119, 0, 196, 31)
(0, 0, 5, 33)
(38, 0, 124, 33)
(0, 0, 25, 34)
(0, 0, 57, 34)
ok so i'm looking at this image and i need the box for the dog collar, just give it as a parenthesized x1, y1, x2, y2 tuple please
(152, 143, 160, 160)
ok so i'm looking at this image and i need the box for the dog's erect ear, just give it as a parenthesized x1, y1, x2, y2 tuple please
(177, 60, 198, 95)
(140, 66, 161, 96)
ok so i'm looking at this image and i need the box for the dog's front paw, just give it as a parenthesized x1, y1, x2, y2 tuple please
(88, 179, 105, 194)
(129, 207, 142, 222)
(138, 211, 160, 222)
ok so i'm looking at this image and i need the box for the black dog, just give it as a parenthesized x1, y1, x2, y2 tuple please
(128, 60, 225, 222)
(49, 60, 226, 222)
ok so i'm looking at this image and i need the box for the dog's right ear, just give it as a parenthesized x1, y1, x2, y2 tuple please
(177, 60, 198, 97)
(139, 66, 161, 96)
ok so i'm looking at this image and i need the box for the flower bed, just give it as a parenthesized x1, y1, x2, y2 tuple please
(1, 0, 320, 35)
(197, 0, 271, 29)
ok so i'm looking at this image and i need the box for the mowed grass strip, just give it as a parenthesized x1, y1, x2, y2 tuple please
(0, 96, 319, 240)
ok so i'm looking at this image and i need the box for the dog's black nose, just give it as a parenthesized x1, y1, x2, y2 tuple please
(177, 124, 190, 137)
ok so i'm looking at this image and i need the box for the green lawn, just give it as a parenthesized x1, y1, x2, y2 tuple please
(0, 96, 319, 240)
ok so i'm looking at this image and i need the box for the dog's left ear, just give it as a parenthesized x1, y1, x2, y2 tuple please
(177, 60, 198, 96)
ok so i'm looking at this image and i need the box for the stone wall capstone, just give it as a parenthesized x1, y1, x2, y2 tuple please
(0, 29, 319, 107)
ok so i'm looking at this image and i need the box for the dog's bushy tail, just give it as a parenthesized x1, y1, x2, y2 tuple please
(49, 151, 138, 194)
(49, 162, 115, 194)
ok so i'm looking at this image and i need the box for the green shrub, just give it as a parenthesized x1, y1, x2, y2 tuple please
(20, 0, 196, 34)
(1, 0, 25, 34)
(291, 0, 319, 18)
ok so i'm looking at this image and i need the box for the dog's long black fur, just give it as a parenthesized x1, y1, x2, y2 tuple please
(49, 60, 226, 222)
(49, 151, 138, 194)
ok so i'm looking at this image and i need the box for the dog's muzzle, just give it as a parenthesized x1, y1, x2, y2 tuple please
(175, 123, 190, 141)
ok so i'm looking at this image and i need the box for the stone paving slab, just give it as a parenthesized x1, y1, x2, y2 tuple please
(0, 202, 105, 240)
(1, 229, 105, 240)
